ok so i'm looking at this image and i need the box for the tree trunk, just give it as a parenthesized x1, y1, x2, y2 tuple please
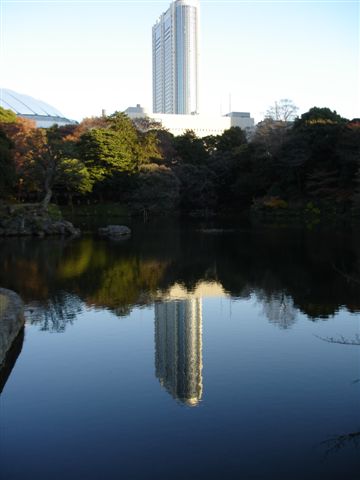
(41, 187, 52, 210)
(68, 193, 74, 212)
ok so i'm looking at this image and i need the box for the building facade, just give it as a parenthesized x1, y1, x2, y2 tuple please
(125, 104, 255, 137)
(152, 0, 199, 115)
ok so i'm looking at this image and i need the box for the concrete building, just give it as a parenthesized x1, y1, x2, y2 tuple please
(152, 0, 199, 115)
(125, 104, 255, 137)
(0, 88, 76, 128)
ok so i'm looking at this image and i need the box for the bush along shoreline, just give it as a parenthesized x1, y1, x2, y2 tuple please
(0, 203, 80, 237)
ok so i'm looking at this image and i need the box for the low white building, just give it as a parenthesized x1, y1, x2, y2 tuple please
(124, 104, 254, 137)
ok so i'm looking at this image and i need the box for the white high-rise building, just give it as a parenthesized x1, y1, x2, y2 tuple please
(152, 0, 199, 115)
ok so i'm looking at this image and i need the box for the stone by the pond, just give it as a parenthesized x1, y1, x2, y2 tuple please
(0, 288, 25, 366)
(98, 225, 131, 239)
(44, 220, 80, 237)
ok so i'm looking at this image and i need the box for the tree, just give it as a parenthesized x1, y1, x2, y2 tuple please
(130, 163, 180, 215)
(265, 99, 298, 122)
(253, 118, 291, 158)
(77, 112, 162, 184)
(16, 125, 93, 208)
(278, 108, 355, 203)
(305, 168, 339, 200)
(26, 127, 67, 207)
(153, 129, 177, 166)
(131, 116, 163, 133)
(293, 107, 347, 128)
(216, 126, 247, 153)
(0, 117, 37, 170)
(55, 158, 93, 203)
(0, 129, 15, 199)
(208, 130, 251, 210)
(0, 106, 17, 123)
(202, 135, 218, 155)
(175, 163, 216, 213)
(0, 115, 35, 202)
(78, 128, 138, 183)
(173, 130, 209, 165)
(65, 116, 108, 142)
(138, 130, 162, 164)
(230, 143, 281, 207)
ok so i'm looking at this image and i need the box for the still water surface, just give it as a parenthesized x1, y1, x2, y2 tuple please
(0, 222, 359, 479)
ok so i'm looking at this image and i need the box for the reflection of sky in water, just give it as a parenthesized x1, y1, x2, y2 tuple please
(1, 289, 359, 480)
(0, 229, 359, 479)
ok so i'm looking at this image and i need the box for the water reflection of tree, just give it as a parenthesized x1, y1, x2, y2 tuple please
(317, 334, 360, 454)
(316, 334, 360, 346)
(26, 292, 83, 333)
(322, 431, 360, 456)
(256, 291, 297, 329)
(1, 226, 360, 328)
(84, 258, 168, 314)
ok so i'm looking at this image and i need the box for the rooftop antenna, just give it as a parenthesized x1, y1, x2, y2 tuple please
(229, 93, 232, 114)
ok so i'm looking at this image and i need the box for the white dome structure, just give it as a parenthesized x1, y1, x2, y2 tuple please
(0, 88, 77, 128)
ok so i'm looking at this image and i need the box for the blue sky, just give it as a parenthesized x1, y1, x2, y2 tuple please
(1, 0, 359, 122)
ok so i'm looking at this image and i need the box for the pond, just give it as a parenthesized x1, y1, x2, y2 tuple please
(0, 221, 359, 479)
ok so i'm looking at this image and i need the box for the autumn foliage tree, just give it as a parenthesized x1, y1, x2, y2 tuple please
(0, 129, 15, 199)
(27, 126, 93, 208)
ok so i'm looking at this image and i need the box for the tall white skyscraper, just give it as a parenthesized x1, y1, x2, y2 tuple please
(152, 0, 199, 115)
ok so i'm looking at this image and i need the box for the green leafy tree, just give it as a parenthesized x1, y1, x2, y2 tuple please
(216, 126, 247, 153)
(138, 131, 162, 164)
(0, 106, 17, 123)
(153, 129, 177, 166)
(278, 125, 337, 199)
(202, 135, 218, 155)
(230, 143, 281, 208)
(130, 163, 180, 215)
(275, 108, 357, 206)
(175, 163, 216, 213)
(77, 112, 162, 184)
(78, 128, 137, 182)
(55, 158, 93, 203)
(208, 128, 252, 210)
(293, 107, 347, 128)
(173, 130, 209, 165)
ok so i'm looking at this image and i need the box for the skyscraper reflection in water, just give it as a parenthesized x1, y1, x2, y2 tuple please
(155, 299, 203, 406)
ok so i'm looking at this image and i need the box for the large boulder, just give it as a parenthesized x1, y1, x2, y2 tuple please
(0, 288, 25, 367)
(98, 225, 131, 239)
(43, 220, 80, 237)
